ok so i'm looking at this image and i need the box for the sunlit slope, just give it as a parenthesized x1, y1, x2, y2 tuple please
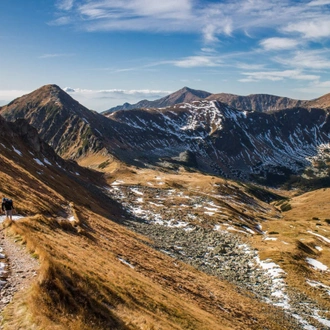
(0, 117, 296, 329)
(250, 188, 330, 328)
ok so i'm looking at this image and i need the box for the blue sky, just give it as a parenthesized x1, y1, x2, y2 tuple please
(1, 0, 330, 111)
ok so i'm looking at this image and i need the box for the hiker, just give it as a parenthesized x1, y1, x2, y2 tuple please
(1, 197, 14, 221)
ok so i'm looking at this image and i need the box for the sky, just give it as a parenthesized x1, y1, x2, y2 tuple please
(1, 0, 330, 111)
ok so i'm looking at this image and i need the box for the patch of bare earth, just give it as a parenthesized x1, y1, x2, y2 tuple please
(0, 229, 39, 327)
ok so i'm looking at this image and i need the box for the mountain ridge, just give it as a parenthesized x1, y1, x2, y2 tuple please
(104, 87, 330, 113)
(2, 85, 330, 185)
(102, 86, 212, 114)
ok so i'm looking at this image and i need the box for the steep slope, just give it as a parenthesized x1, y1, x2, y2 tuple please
(308, 92, 330, 109)
(0, 117, 302, 329)
(105, 101, 330, 184)
(206, 93, 305, 112)
(103, 87, 211, 114)
(0, 85, 109, 159)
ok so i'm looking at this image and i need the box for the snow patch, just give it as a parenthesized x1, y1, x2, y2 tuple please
(306, 258, 328, 271)
(307, 231, 330, 244)
(13, 147, 22, 156)
(118, 258, 135, 269)
(34, 158, 44, 166)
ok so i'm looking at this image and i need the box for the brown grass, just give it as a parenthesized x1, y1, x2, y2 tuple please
(0, 140, 325, 329)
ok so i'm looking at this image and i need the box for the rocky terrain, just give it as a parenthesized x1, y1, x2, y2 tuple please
(0, 218, 39, 325)
(106, 180, 330, 330)
(1, 85, 330, 329)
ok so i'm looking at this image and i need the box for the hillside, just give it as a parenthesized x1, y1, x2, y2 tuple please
(206, 93, 305, 112)
(308, 92, 330, 109)
(0, 115, 312, 329)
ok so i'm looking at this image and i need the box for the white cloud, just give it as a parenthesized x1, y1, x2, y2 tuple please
(240, 69, 319, 82)
(284, 19, 330, 39)
(295, 80, 330, 96)
(56, 0, 74, 11)
(0, 87, 172, 112)
(77, 0, 193, 22)
(260, 37, 300, 51)
(173, 56, 223, 68)
(48, 16, 72, 26)
(308, 0, 330, 6)
(50, 0, 330, 45)
(0, 90, 30, 106)
(63, 87, 172, 111)
(236, 63, 266, 70)
(276, 50, 330, 69)
(38, 53, 75, 59)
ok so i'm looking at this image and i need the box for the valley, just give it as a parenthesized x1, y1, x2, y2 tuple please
(0, 85, 329, 329)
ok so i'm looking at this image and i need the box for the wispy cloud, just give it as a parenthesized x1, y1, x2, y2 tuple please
(173, 55, 223, 68)
(308, 0, 330, 6)
(64, 87, 172, 98)
(239, 69, 319, 82)
(295, 79, 330, 96)
(284, 19, 330, 39)
(260, 37, 300, 51)
(50, 0, 330, 44)
(56, 0, 75, 11)
(38, 53, 75, 59)
(48, 0, 330, 95)
(275, 49, 330, 69)
(63, 87, 172, 111)
(0, 90, 30, 106)
(48, 16, 72, 26)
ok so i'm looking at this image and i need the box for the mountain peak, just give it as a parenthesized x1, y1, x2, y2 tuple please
(103, 86, 212, 114)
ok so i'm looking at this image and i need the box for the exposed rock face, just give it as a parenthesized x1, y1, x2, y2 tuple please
(107, 101, 330, 182)
(0, 85, 105, 159)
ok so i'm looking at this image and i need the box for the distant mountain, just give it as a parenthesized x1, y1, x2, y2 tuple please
(105, 88, 330, 114)
(308, 92, 330, 109)
(207, 92, 330, 112)
(206, 93, 305, 112)
(102, 86, 212, 114)
(106, 101, 330, 183)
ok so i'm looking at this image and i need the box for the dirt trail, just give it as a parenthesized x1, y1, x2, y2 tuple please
(0, 227, 39, 327)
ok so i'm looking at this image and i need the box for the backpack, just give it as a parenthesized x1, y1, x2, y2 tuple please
(4, 199, 12, 209)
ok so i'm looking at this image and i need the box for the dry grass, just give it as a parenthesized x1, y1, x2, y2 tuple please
(2, 210, 294, 330)
(1, 133, 326, 329)
(250, 187, 330, 320)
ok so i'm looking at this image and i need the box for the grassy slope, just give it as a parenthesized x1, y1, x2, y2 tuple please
(0, 141, 295, 329)
(250, 188, 330, 322)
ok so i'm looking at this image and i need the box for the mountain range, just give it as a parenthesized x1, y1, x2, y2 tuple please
(2, 85, 330, 185)
(1, 84, 330, 329)
(104, 86, 330, 114)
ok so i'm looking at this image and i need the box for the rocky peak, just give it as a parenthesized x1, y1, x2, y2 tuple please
(103, 86, 212, 114)
(0, 85, 105, 159)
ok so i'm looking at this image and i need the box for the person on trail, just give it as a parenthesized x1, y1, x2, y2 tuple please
(1, 197, 14, 221)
